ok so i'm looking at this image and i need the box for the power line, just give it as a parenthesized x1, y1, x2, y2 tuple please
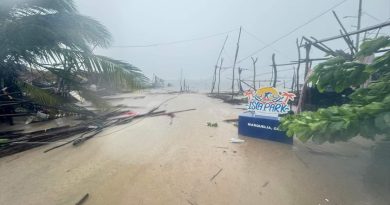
(241, 67, 295, 80)
(235, 0, 349, 64)
(363, 11, 381, 22)
(241, 28, 291, 59)
(111, 28, 238, 48)
(222, 49, 233, 64)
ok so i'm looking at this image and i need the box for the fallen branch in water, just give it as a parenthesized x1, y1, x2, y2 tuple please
(0, 105, 196, 157)
(75, 193, 89, 205)
(210, 168, 223, 181)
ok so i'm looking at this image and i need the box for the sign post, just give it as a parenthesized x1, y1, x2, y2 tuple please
(239, 87, 296, 144)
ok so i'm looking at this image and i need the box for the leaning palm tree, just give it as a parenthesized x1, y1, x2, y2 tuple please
(0, 0, 148, 115)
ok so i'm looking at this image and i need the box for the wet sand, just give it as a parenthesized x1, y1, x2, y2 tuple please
(0, 92, 388, 205)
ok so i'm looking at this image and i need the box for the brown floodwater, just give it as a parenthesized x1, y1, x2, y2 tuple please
(0, 92, 389, 205)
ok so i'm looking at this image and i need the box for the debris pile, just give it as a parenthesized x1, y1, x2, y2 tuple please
(0, 107, 196, 158)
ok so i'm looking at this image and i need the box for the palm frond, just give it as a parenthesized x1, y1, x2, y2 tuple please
(1, 12, 111, 61)
(0, 0, 77, 19)
(81, 54, 149, 90)
(32, 49, 149, 91)
(78, 88, 110, 109)
(1, 0, 148, 115)
(18, 82, 65, 106)
(18, 81, 96, 116)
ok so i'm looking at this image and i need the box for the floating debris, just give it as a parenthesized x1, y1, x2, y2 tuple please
(230, 138, 245, 143)
(207, 122, 218, 127)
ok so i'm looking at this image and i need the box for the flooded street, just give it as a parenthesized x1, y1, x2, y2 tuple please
(2, 0, 390, 204)
(0, 92, 388, 205)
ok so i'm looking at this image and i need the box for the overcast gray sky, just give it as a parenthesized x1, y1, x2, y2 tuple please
(76, 0, 390, 89)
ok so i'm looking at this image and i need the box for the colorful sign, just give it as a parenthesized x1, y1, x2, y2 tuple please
(244, 87, 296, 115)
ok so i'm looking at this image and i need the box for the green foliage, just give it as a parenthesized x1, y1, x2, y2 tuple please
(80, 55, 149, 90)
(78, 88, 110, 109)
(356, 36, 390, 57)
(0, 0, 148, 111)
(19, 82, 65, 106)
(281, 36, 390, 143)
(19, 82, 95, 116)
(349, 75, 390, 105)
(0, 138, 9, 144)
(310, 57, 369, 93)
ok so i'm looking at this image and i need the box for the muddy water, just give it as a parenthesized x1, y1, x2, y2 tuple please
(0, 93, 389, 205)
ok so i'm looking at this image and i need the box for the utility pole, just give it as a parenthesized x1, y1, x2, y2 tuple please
(183, 79, 186, 93)
(231, 26, 242, 99)
(296, 38, 301, 96)
(180, 68, 183, 92)
(211, 35, 229, 93)
(238, 67, 243, 92)
(217, 58, 224, 95)
(356, 0, 363, 50)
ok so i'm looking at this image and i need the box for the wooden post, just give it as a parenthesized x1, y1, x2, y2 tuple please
(304, 43, 311, 79)
(231, 27, 242, 98)
(238, 67, 243, 92)
(356, 0, 363, 50)
(291, 66, 296, 92)
(296, 38, 301, 95)
(217, 58, 224, 95)
(183, 79, 186, 93)
(300, 42, 312, 111)
(179, 68, 183, 92)
(251, 57, 258, 89)
(375, 28, 381, 38)
(211, 35, 229, 93)
(340, 30, 356, 57)
(272, 53, 277, 88)
(305, 36, 337, 57)
(332, 11, 357, 53)
(211, 65, 218, 93)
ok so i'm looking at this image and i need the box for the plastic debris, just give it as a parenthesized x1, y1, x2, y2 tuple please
(230, 138, 245, 143)
(207, 122, 218, 127)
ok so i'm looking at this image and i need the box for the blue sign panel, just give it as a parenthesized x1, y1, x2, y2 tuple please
(238, 112, 293, 144)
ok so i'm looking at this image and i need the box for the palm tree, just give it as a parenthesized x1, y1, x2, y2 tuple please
(0, 0, 148, 115)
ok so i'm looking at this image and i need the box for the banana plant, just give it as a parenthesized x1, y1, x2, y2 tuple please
(280, 36, 390, 143)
